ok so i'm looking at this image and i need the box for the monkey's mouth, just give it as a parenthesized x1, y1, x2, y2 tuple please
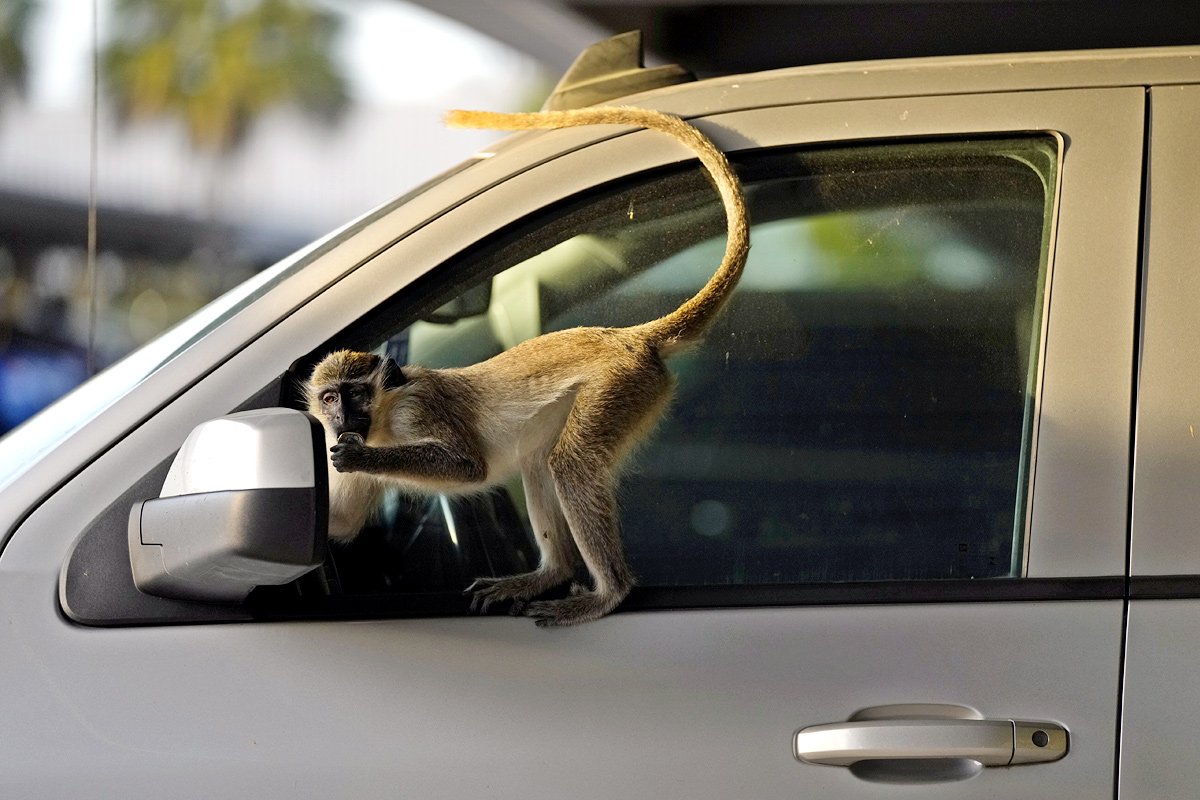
(333, 415, 371, 440)
(334, 422, 370, 439)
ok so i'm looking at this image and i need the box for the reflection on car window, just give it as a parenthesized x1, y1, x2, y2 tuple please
(325, 137, 1058, 592)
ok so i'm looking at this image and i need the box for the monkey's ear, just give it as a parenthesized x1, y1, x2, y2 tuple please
(381, 357, 408, 390)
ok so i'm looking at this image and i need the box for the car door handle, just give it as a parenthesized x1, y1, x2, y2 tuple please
(794, 704, 1068, 768)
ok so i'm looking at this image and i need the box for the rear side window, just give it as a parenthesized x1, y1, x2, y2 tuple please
(315, 136, 1058, 596)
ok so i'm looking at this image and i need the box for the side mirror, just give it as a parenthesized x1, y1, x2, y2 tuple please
(128, 408, 328, 603)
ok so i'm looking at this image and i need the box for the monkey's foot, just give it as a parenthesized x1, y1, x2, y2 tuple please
(466, 570, 570, 614)
(523, 585, 628, 627)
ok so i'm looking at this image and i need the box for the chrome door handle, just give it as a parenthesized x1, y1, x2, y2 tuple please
(794, 704, 1068, 768)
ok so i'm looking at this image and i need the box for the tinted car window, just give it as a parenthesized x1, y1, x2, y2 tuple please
(317, 137, 1058, 596)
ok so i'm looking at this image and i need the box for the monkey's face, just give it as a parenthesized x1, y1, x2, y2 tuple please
(307, 350, 407, 439)
(316, 379, 375, 439)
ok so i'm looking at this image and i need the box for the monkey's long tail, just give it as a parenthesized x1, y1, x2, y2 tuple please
(445, 107, 749, 354)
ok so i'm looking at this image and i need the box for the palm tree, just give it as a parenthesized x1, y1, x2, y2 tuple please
(0, 0, 34, 101)
(102, 0, 348, 154)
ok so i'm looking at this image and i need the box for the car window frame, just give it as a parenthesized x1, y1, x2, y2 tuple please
(315, 135, 1062, 589)
(296, 89, 1142, 583)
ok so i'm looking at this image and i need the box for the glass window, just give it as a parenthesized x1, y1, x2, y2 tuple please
(308, 136, 1058, 598)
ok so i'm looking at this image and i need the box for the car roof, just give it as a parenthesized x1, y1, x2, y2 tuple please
(481, 45, 1200, 160)
(659, 46, 1200, 112)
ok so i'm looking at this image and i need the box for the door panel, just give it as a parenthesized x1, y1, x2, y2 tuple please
(1120, 601, 1200, 800)
(1, 86, 1142, 797)
(2, 560, 1124, 798)
(1122, 85, 1200, 800)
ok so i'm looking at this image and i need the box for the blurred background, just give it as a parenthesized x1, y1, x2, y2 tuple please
(0, 0, 554, 434)
(3, 0, 1199, 435)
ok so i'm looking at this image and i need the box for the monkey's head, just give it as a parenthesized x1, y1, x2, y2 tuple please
(306, 350, 407, 439)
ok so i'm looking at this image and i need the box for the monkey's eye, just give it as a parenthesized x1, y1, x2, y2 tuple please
(321, 391, 338, 405)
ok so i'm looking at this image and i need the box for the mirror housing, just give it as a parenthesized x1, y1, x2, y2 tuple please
(128, 408, 327, 603)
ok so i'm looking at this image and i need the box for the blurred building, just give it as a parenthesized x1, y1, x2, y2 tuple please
(0, 0, 548, 434)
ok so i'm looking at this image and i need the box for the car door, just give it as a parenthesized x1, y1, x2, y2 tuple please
(1121, 82, 1200, 800)
(1, 85, 1142, 798)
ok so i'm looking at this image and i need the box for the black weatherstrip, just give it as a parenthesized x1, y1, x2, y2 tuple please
(1129, 576, 1200, 599)
(244, 577, 1129, 626)
(622, 577, 1127, 610)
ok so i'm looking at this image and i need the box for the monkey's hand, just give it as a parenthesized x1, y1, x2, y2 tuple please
(329, 432, 369, 473)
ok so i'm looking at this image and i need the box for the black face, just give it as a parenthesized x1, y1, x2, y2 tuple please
(319, 380, 374, 438)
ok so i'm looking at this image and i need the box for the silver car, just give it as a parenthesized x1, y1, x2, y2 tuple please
(1, 34, 1196, 799)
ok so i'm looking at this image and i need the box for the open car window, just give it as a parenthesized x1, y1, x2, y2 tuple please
(283, 136, 1058, 603)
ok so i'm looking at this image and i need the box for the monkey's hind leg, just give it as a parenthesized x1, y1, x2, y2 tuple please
(522, 375, 669, 627)
(467, 463, 577, 614)
(524, 448, 633, 627)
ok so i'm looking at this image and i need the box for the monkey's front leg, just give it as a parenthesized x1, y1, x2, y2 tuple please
(329, 434, 486, 483)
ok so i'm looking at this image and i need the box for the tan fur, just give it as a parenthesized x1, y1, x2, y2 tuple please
(307, 107, 749, 626)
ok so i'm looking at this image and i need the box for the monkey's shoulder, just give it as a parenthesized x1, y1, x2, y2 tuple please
(380, 368, 482, 426)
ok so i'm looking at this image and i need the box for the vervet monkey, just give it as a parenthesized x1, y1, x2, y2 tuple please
(306, 106, 749, 626)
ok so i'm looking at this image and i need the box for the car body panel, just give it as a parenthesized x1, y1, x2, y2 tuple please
(0, 46, 1188, 798)
(0, 596, 1122, 798)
